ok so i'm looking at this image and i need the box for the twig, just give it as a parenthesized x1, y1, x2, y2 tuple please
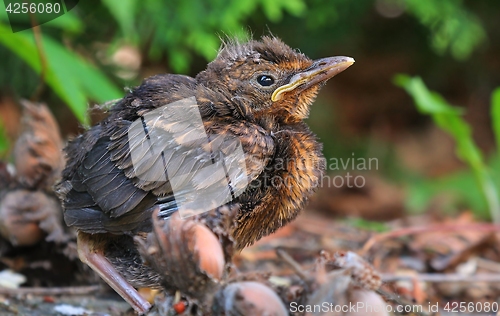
(376, 288, 431, 316)
(29, 13, 48, 102)
(381, 273, 500, 283)
(275, 248, 309, 281)
(0, 285, 101, 296)
(377, 272, 500, 316)
(277, 249, 431, 316)
(360, 223, 500, 255)
(0, 300, 19, 314)
(476, 257, 500, 273)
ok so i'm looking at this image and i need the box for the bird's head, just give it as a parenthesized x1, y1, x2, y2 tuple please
(196, 36, 354, 123)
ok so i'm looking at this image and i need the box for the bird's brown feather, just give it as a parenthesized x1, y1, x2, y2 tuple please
(57, 37, 353, 312)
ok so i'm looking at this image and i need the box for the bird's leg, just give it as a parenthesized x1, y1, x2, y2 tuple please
(77, 232, 151, 315)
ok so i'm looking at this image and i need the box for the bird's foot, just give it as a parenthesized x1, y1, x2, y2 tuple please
(77, 232, 152, 315)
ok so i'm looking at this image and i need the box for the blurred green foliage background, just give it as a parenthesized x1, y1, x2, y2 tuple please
(1, 0, 499, 221)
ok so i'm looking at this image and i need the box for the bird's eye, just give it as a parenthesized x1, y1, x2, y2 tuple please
(257, 75, 275, 86)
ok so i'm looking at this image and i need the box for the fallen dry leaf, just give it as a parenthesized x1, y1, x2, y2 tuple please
(13, 100, 64, 189)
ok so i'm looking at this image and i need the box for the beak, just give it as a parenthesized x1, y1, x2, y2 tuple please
(272, 56, 355, 101)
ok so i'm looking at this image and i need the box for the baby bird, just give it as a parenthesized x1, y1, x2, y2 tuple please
(57, 36, 354, 314)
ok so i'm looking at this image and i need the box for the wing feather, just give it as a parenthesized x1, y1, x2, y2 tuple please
(61, 73, 275, 234)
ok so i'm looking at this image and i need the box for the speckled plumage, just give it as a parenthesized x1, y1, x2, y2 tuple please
(57, 36, 353, 314)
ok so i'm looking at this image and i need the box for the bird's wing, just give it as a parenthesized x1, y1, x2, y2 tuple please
(63, 135, 159, 233)
(62, 74, 274, 232)
(62, 74, 201, 233)
(107, 96, 275, 218)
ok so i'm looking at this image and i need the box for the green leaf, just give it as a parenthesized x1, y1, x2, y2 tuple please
(406, 170, 488, 217)
(0, 23, 41, 68)
(0, 118, 9, 156)
(393, 75, 461, 115)
(395, 74, 500, 222)
(260, 1, 283, 22)
(43, 11, 83, 33)
(0, 1, 82, 33)
(42, 36, 124, 125)
(102, 0, 138, 42)
(0, 23, 123, 125)
(281, 0, 306, 17)
(491, 87, 500, 150)
(402, 0, 486, 60)
(0, 2, 9, 22)
(169, 48, 190, 74)
(259, 0, 306, 22)
(345, 218, 388, 233)
(187, 30, 219, 61)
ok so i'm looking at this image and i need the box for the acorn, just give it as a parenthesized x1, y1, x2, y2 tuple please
(212, 281, 288, 316)
(135, 209, 225, 299)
